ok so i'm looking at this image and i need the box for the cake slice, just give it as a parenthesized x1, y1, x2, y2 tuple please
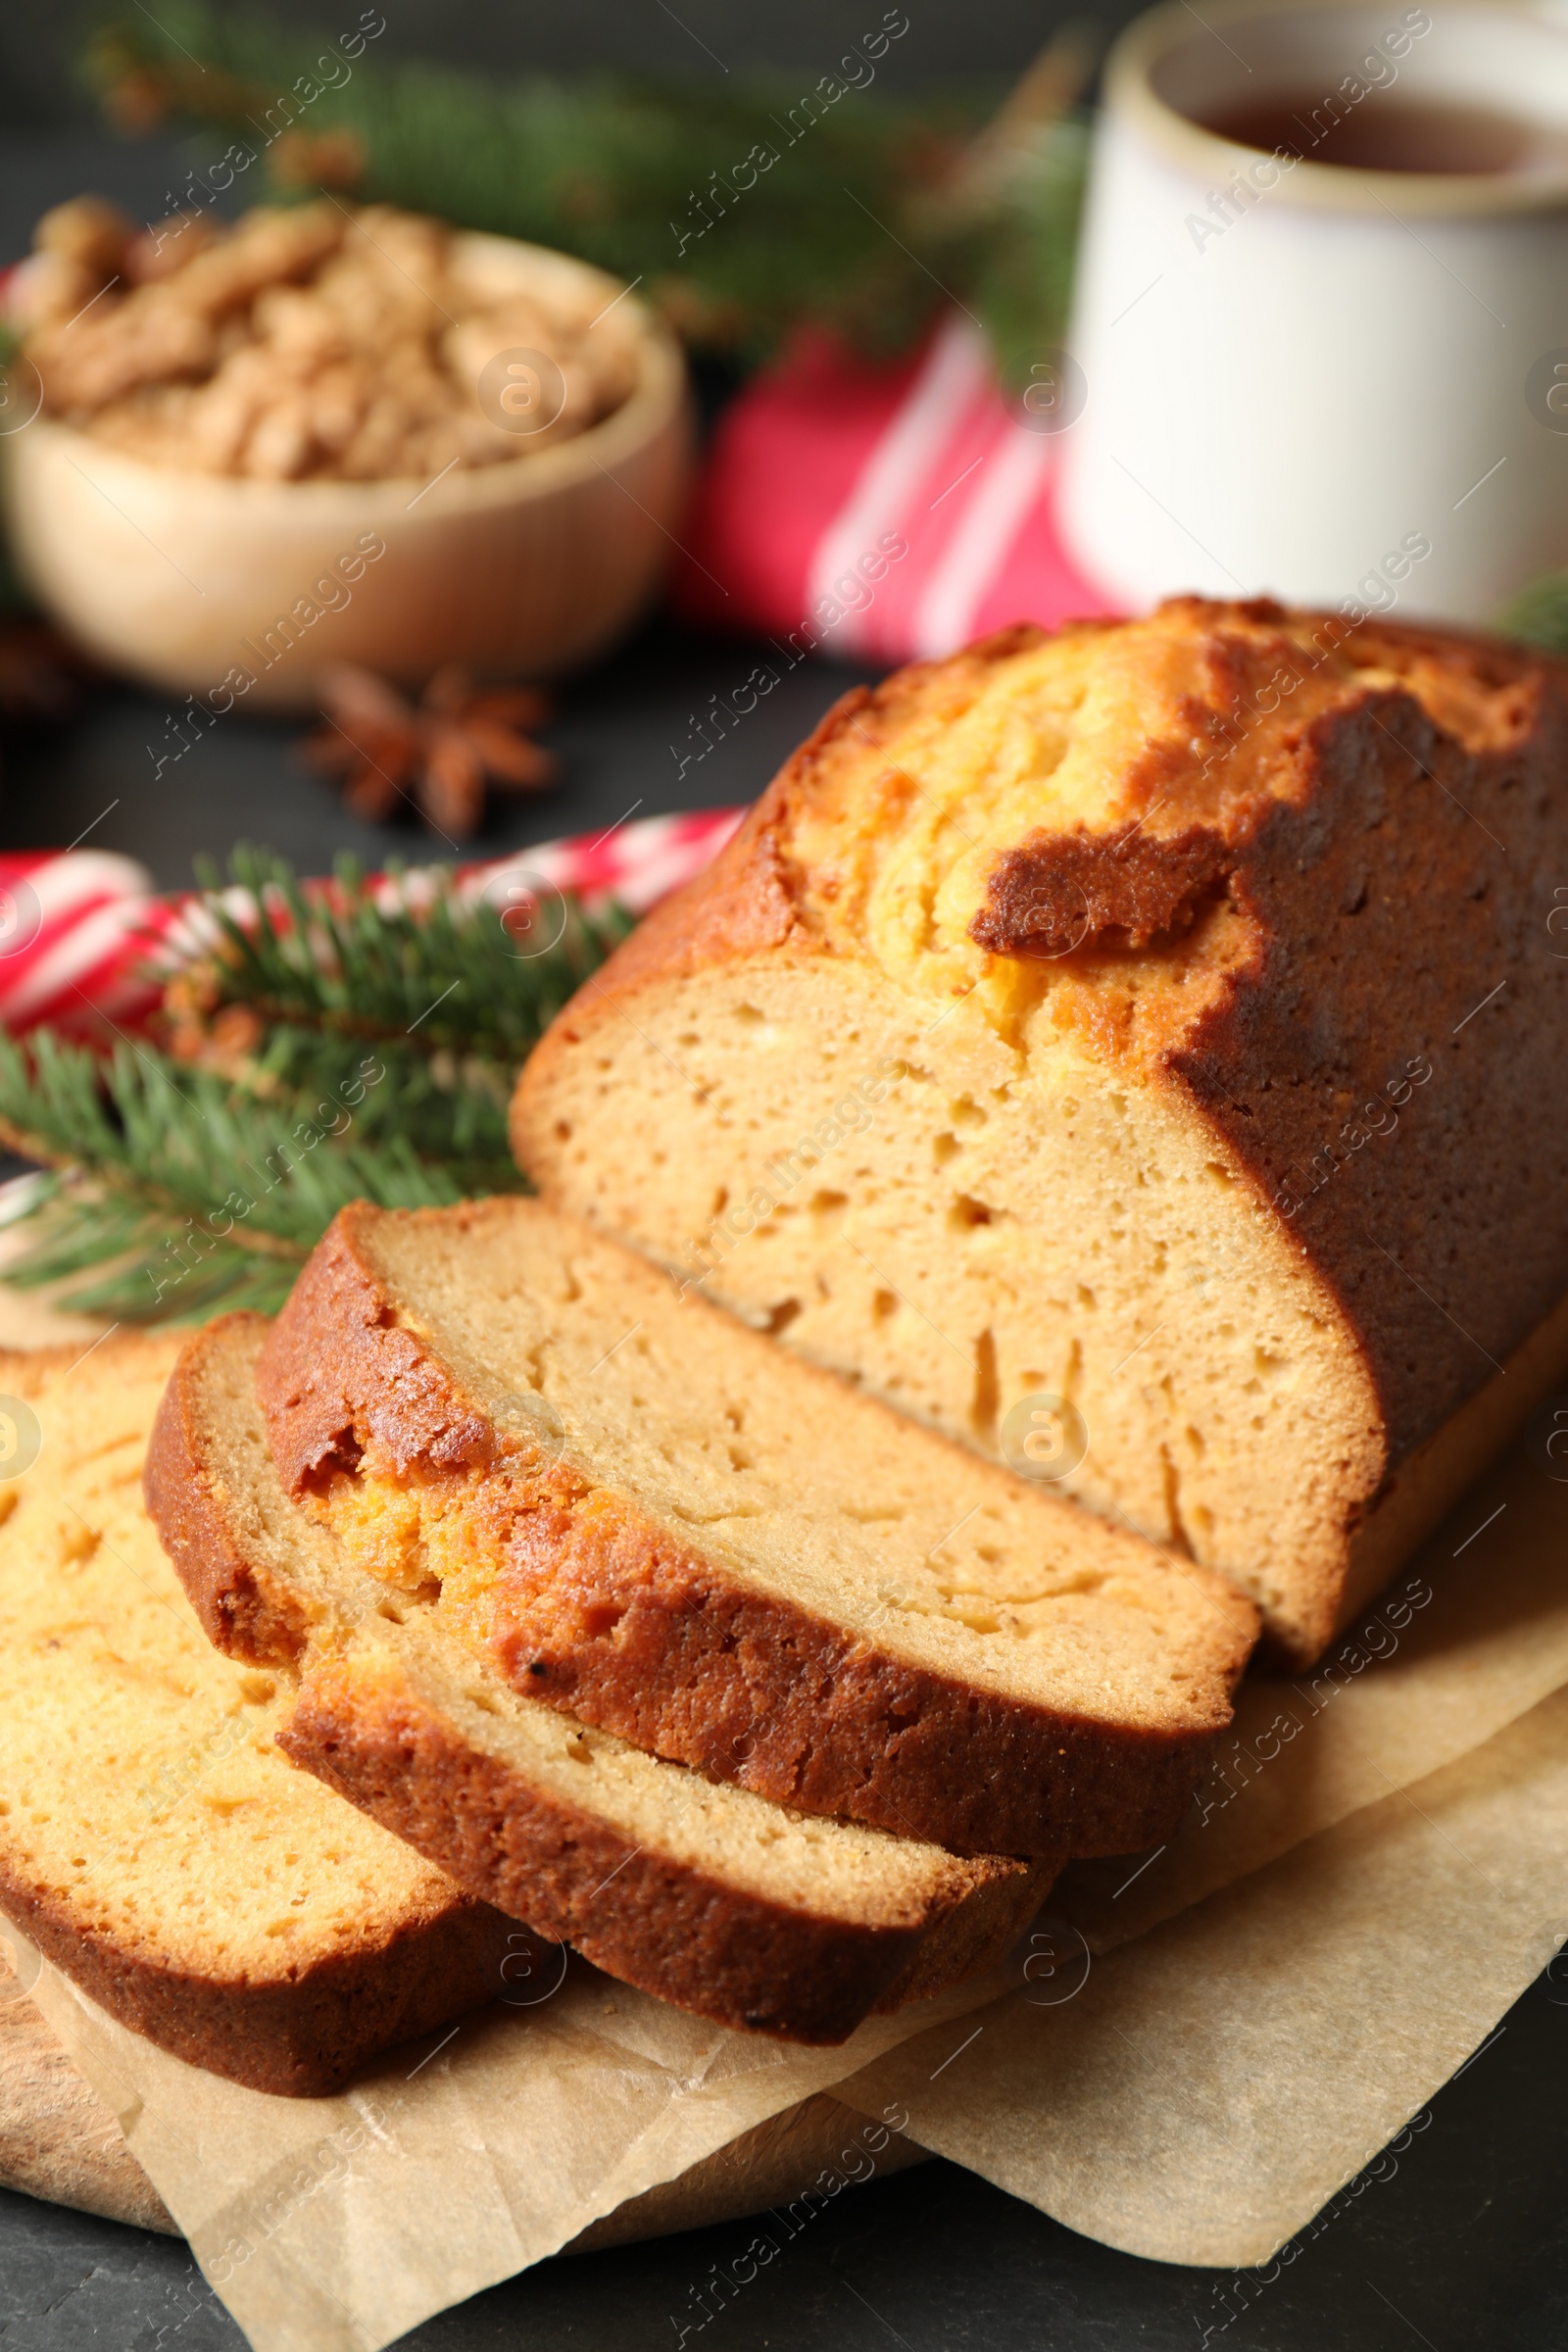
(0, 1332, 513, 2098)
(147, 1315, 1051, 2044)
(249, 1198, 1256, 1859)
(510, 601, 1568, 1663)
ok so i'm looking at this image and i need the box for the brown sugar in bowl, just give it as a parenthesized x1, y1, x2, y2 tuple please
(0, 233, 692, 710)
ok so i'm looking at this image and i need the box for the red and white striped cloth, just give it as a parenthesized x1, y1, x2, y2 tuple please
(0, 852, 166, 1038)
(677, 314, 1117, 661)
(0, 808, 744, 1041)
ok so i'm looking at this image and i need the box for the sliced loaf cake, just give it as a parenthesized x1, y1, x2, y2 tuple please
(250, 1198, 1256, 1859)
(511, 600, 1568, 1662)
(0, 1332, 513, 2097)
(147, 1314, 1051, 2043)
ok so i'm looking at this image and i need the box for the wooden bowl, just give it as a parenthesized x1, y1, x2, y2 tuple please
(0, 234, 693, 711)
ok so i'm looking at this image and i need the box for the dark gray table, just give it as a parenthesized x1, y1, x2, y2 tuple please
(0, 125, 1562, 2352)
(0, 610, 856, 891)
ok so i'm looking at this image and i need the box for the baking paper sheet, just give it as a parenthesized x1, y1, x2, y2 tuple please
(10, 1437, 1566, 2344)
(835, 1681, 1568, 2268)
(1059, 1435, 1568, 1954)
(12, 1929, 1018, 2352)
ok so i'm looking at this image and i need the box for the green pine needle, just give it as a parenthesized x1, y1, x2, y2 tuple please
(0, 846, 629, 1324)
(85, 4, 1085, 368)
(197, 845, 630, 1059)
(0, 1028, 464, 1322)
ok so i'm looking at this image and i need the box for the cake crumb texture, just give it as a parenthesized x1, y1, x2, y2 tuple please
(0, 1332, 508, 2095)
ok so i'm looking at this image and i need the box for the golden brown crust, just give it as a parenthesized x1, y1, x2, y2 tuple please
(144, 1312, 312, 1666)
(512, 623, 1091, 1114)
(969, 819, 1238, 958)
(280, 1653, 1039, 2044)
(0, 1862, 512, 2098)
(256, 1232, 499, 1496)
(257, 1207, 1252, 1859)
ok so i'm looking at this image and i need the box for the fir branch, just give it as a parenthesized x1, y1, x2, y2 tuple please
(192, 844, 632, 1060)
(957, 117, 1091, 392)
(8, 1191, 304, 1322)
(164, 844, 631, 1187)
(220, 1025, 516, 1192)
(85, 4, 1087, 368)
(0, 844, 632, 1323)
(0, 1026, 470, 1320)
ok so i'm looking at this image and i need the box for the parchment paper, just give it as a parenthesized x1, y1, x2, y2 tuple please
(835, 1681, 1568, 2268)
(1058, 1435, 1568, 1954)
(13, 1437, 1568, 2342)
(12, 1930, 1019, 2352)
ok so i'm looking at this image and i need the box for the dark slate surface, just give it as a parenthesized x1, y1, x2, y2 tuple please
(0, 609, 867, 893)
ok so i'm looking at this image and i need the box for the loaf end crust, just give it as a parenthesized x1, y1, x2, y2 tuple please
(0, 1863, 511, 2099)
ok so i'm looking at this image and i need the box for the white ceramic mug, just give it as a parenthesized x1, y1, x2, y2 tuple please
(1057, 0, 1568, 624)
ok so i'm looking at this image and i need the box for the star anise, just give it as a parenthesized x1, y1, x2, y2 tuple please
(298, 663, 559, 837)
